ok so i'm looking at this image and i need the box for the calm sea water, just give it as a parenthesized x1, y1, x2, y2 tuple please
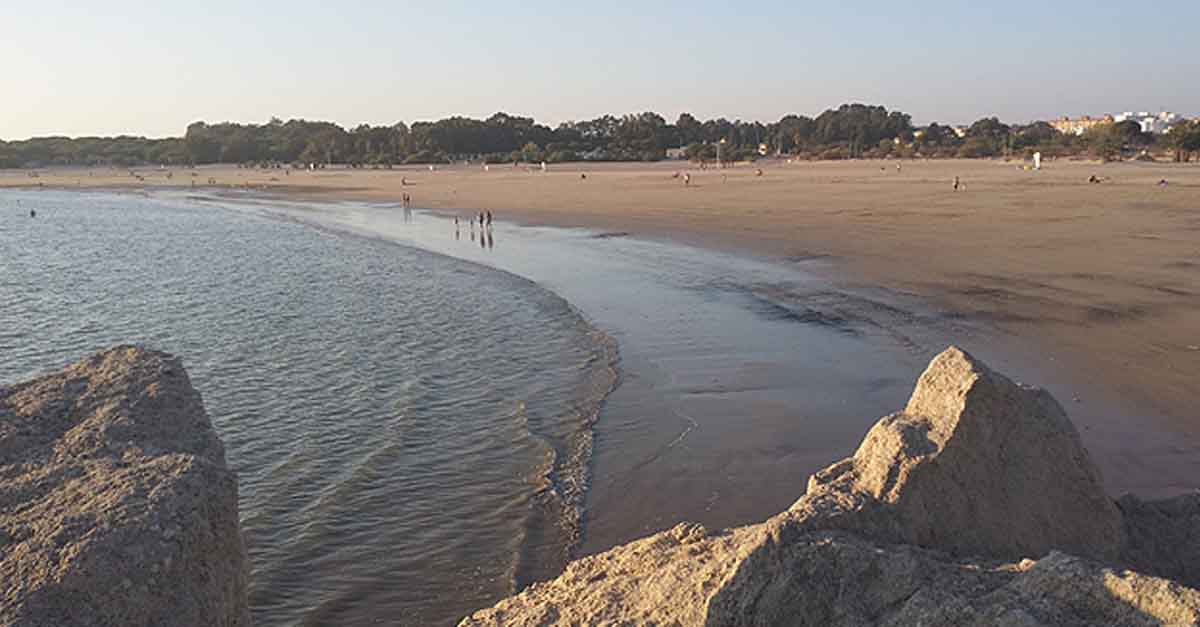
(6, 184, 1196, 625)
(0, 191, 614, 626)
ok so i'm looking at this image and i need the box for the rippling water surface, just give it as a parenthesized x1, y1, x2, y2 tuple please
(5, 185, 1195, 626)
(0, 191, 615, 626)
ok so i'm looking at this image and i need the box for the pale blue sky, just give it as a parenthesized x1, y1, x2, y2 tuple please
(2, 0, 1197, 139)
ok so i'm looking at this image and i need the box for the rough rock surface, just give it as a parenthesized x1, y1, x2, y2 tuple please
(802, 346, 1125, 562)
(1119, 492, 1200, 590)
(0, 346, 250, 627)
(461, 347, 1200, 626)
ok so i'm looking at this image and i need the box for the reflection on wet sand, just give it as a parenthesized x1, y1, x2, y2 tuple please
(458, 220, 494, 250)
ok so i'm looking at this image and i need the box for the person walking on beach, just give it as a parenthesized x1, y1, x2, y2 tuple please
(953, 176, 960, 191)
(683, 172, 691, 187)
(486, 211, 493, 227)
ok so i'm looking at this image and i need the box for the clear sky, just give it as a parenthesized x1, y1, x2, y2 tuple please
(2, 0, 1197, 139)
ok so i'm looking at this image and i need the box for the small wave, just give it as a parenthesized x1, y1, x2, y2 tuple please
(508, 324, 619, 591)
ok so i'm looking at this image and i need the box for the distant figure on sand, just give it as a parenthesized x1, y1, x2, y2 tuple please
(1159, 179, 1169, 187)
(953, 176, 960, 191)
(684, 173, 691, 186)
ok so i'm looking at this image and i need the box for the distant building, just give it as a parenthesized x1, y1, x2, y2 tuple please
(1114, 111, 1183, 134)
(665, 147, 687, 160)
(1049, 114, 1115, 136)
(951, 126, 969, 139)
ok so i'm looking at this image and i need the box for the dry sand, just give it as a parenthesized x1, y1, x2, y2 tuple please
(5, 157, 1199, 446)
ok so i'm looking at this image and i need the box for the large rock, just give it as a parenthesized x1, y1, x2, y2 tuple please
(463, 522, 1200, 627)
(802, 346, 1125, 562)
(0, 346, 250, 627)
(707, 530, 1200, 626)
(460, 347, 1200, 626)
(1118, 492, 1200, 589)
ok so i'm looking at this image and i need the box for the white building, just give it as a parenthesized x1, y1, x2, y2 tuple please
(1114, 111, 1183, 134)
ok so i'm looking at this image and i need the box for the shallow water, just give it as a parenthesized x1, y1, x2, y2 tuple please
(220, 194, 1200, 551)
(1, 191, 614, 625)
(7, 189, 1194, 625)
(212, 196, 942, 552)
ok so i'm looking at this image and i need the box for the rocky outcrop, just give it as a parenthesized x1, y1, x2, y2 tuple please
(461, 347, 1200, 626)
(1118, 492, 1200, 590)
(706, 535, 1200, 626)
(0, 346, 250, 627)
(801, 346, 1125, 563)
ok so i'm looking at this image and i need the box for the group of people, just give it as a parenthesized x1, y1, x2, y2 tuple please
(453, 211, 496, 249)
(454, 210, 494, 231)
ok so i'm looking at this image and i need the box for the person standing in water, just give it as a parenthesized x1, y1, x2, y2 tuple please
(486, 211, 493, 228)
(30, 209, 36, 218)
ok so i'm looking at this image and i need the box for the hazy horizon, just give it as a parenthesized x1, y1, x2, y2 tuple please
(3, 0, 1197, 140)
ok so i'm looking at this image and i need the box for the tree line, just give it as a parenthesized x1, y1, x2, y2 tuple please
(2, 104, 1197, 168)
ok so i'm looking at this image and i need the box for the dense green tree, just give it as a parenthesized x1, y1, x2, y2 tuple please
(1168, 120, 1200, 161)
(6, 104, 1159, 168)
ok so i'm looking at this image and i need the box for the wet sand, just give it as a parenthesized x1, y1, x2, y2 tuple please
(7, 160, 1200, 504)
(193, 187, 1200, 561)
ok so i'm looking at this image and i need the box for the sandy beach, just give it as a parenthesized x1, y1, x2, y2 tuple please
(7, 158, 1199, 443)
